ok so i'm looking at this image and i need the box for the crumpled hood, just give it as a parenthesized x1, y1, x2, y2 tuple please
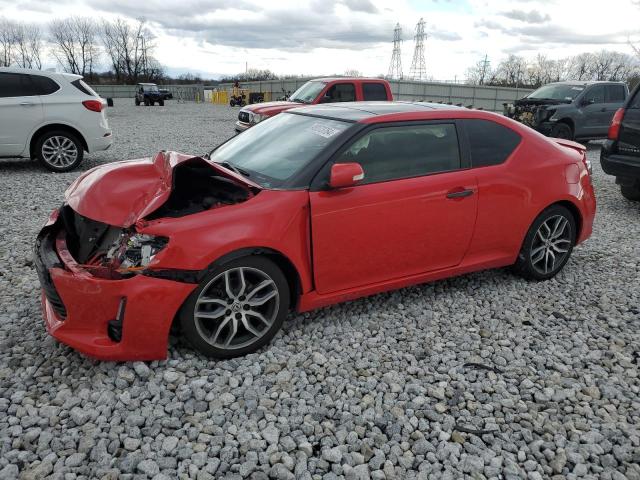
(243, 100, 303, 116)
(65, 151, 261, 227)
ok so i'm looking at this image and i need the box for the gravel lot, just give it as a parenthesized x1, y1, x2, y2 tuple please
(0, 100, 639, 480)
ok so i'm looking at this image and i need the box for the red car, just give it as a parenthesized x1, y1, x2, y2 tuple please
(235, 77, 393, 132)
(35, 102, 596, 361)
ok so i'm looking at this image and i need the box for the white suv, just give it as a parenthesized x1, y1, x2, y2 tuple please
(0, 67, 112, 172)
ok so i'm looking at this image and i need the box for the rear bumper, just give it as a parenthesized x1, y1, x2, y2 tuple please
(87, 132, 112, 153)
(600, 141, 640, 181)
(34, 213, 196, 361)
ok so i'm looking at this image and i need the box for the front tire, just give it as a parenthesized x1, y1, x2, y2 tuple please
(159, 99, 165, 106)
(144, 98, 150, 106)
(35, 131, 84, 172)
(550, 123, 573, 140)
(179, 256, 290, 358)
(135, 98, 140, 106)
(620, 183, 640, 201)
(513, 205, 576, 280)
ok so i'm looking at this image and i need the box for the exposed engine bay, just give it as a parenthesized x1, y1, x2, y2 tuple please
(503, 98, 564, 129)
(58, 159, 254, 279)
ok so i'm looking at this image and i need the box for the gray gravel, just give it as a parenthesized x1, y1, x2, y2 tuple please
(1, 100, 639, 480)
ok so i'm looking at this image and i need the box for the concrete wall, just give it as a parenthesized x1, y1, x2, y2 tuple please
(92, 79, 532, 112)
(218, 78, 533, 112)
(91, 84, 205, 101)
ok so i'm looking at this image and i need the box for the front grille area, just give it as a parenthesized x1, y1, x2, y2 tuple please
(34, 227, 67, 319)
(238, 111, 250, 123)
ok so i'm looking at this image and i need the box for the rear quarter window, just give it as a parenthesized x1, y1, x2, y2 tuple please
(362, 83, 388, 101)
(71, 79, 98, 96)
(464, 119, 522, 167)
(30, 75, 60, 95)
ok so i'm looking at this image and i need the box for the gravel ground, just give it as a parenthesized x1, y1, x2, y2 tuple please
(0, 100, 639, 480)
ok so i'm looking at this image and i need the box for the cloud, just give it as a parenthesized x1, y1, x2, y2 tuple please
(501, 9, 550, 23)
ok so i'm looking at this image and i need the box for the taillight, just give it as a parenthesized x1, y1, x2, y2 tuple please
(608, 108, 624, 140)
(82, 100, 103, 112)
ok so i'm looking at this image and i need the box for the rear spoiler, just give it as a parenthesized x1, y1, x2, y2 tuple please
(552, 138, 586, 154)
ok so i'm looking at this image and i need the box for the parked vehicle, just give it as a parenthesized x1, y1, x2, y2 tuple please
(235, 77, 393, 132)
(504, 81, 628, 141)
(158, 88, 173, 100)
(35, 102, 595, 360)
(601, 83, 640, 200)
(0, 67, 112, 172)
(135, 83, 164, 106)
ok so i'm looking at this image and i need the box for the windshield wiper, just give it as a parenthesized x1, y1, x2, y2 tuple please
(216, 161, 251, 177)
(291, 98, 306, 103)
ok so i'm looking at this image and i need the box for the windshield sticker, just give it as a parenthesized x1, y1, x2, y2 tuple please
(571, 87, 584, 91)
(310, 122, 342, 138)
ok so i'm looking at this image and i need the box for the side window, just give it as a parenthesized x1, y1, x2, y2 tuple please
(464, 119, 521, 167)
(30, 75, 60, 95)
(325, 83, 356, 102)
(362, 83, 387, 101)
(605, 85, 625, 103)
(0, 73, 35, 97)
(583, 85, 605, 104)
(336, 123, 460, 184)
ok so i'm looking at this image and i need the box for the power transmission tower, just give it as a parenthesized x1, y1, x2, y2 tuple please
(387, 23, 403, 80)
(409, 18, 427, 81)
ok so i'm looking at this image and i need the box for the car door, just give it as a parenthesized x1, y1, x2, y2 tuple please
(309, 122, 478, 294)
(578, 85, 608, 137)
(0, 72, 43, 156)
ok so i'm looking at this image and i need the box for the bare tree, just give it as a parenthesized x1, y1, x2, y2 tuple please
(14, 22, 43, 69)
(101, 18, 159, 83)
(465, 57, 494, 85)
(494, 54, 527, 87)
(49, 17, 100, 77)
(0, 17, 16, 67)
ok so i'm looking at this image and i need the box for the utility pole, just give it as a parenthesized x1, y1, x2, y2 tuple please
(138, 35, 147, 80)
(409, 18, 427, 81)
(387, 23, 403, 80)
(479, 54, 490, 85)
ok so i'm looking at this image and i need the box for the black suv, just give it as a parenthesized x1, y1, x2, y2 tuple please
(135, 83, 164, 106)
(601, 83, 640, 201)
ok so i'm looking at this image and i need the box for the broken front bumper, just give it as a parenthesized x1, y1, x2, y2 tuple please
(34, 212, 196, 361)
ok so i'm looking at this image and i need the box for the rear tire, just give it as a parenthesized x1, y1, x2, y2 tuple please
(550, 123, 573, 140)
(179, 256, 290, 358)
(620, 183, 640, 201)
(512, 205, 576, 280)
(144, 98, 150, 106)
(135, 98, 140, 106)
(159, 99, 165, 106)
(35, 130, 84, 172)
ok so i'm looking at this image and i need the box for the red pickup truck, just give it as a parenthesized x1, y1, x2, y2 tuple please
(235, 77, 393, 132)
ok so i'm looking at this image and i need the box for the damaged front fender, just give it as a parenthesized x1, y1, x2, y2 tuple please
(65, 151, 261, 228)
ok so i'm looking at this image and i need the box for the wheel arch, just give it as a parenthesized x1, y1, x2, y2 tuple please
(555, 118, 575, 135)
(30, 123, 89, 157)
(532, 199, 583, 242)
(202, 247, 302, 310)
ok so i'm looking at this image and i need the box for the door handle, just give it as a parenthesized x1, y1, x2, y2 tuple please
(446, 189, 474, 199)
(19, 102, 36, 107)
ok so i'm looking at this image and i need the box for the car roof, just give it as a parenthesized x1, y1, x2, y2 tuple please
(288, 101, 464, 122)
(309, 77, 387, 83)
(138, 82, 157, 85)
(548, 80, 626, 86)
(0, 67, 81, 80)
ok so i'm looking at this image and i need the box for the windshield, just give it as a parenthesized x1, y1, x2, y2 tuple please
(527, 84, 584, 102)
(210, 113, 350, 188)
(288, 81, 326, 104)
(143, 85, 159, 92)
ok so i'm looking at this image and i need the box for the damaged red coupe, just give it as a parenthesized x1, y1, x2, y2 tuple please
(35, 102, 596, 360)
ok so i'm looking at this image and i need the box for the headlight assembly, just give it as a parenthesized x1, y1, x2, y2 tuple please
(250, 113, 267, 124)
(106, 233, 169, 272)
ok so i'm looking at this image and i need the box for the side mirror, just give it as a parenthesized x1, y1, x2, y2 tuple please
(582, 98, 595, 106)
(329, 163, 364, 189)
(319, 95, 332, 104)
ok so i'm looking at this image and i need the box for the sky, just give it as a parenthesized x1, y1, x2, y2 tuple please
(2, 0, 639, 80)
